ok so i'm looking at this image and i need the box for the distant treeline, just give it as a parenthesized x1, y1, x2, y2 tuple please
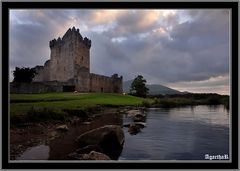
(145, 93, 229, 109)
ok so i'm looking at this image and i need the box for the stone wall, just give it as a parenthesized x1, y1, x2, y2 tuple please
(75, 65, 90, 92)
(90, 74, 112, 92)
(90, 73, 122, 93)
(33, 60, 51, 81)
(72, 27, 91, 92)
(10, 82, 61, 94)
(49, 32, 74, 81)
(111, 74, 123, 93)
(10, 81, 74, 94)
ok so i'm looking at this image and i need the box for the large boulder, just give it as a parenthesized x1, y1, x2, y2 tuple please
(76, 125, 124, 159)
(76, 144, 103, 154)
(68, 151, 111, 160)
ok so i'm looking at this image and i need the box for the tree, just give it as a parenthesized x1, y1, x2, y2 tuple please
(130, 75, 149, 98)
(13, 67, 37, 83)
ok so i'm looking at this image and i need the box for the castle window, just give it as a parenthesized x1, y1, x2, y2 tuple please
(82, 56, 84, 61)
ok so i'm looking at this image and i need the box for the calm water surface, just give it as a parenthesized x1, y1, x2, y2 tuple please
(120, 105, 229, 160)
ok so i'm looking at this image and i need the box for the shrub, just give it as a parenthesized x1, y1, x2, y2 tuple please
(159, 99, 177, 108)
(10, 114, 27, 126)
(63, 108, 88, 118)
(13, 67, 37, 83)
(26, 107, 67, 122)
(141, 100, 151, 107)
(153, 98, 160, 105)
(207, 96, 221, 105)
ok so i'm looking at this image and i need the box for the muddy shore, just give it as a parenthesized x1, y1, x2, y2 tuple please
(10, 106, 140, 160)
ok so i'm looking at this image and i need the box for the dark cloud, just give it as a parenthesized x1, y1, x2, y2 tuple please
(9, 9, 230, 94)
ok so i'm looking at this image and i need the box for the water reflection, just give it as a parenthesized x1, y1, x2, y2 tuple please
(16, 145, 49, 160)
(120, 105, 229, 160)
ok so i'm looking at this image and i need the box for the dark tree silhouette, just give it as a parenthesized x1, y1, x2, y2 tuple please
(13, 67, 36, 83)
(130, 75, 149, 98)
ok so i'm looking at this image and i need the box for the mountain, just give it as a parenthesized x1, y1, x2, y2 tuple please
(123, 79, 183, 95)
(146, 84, 182, 95)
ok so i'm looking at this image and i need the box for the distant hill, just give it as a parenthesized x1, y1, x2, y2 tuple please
(123, 80, 184, 95)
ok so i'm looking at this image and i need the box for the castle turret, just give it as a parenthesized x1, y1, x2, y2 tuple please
(33, 27, 122, 93)
(48, 27, 91, 86)
(49, 27, 91, 50)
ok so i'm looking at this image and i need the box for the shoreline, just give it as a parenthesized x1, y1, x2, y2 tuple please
(10, 103, 228, 160)
(10, 106, 142, 160)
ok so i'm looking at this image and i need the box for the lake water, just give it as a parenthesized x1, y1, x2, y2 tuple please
(16, 105, 229, 161)
(120, 105, 229, 160)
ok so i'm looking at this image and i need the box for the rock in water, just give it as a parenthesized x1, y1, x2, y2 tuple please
(56, 125, 69, 132)
(128, 123, 141, 135)
(127, 109, 141, 117)
(134, 122, 146, 128)
(122, 123, 131, 127)
(76, 125, 124, 159)
(133, 113, 146, 122)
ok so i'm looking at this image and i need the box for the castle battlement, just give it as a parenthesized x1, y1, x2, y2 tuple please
(49, 26, 91, 49)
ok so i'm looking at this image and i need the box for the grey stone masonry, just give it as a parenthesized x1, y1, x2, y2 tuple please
(31, 27, 122, 93)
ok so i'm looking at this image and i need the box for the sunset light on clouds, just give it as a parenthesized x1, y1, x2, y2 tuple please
(10, 9, 230, 95)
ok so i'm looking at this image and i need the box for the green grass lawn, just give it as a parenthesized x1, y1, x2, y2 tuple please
(10, 92, 148, 116)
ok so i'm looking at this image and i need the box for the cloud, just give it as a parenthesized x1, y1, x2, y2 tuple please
(88, 10, 127, 24)
(166, 74, 230, 95)
(105, 10, 178, 38)
(9, 9, 230, 94)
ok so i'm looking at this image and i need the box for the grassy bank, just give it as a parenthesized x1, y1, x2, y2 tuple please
(10, 92, 150, 123)
(149, 93, 229, 108)
(10, 92, 229, 124)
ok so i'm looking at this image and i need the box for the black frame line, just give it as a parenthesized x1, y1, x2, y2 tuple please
(2, 1, 238, 169)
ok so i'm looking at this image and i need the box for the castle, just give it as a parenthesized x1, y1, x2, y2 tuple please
(31, 27, 122, 93)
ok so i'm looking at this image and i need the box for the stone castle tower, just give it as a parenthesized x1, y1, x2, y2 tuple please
(33, 27, 122, 93)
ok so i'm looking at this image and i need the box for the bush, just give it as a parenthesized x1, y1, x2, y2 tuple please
(26, 107, 67, 122)
(159, 99, 177, 108)
(13, 67, 36, 83)
(10, 114, 27, 126)
(63, 108, 88, 118)
(141, 100, 151, 107)
(157, 98, 194, 108)
(153, 98, 160, 105)
(207, 96, 221, 105)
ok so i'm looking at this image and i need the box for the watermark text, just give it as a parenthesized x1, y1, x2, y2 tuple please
(205, 154, 229, 160)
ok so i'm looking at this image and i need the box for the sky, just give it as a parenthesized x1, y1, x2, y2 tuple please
(9, 9, 230, 95)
